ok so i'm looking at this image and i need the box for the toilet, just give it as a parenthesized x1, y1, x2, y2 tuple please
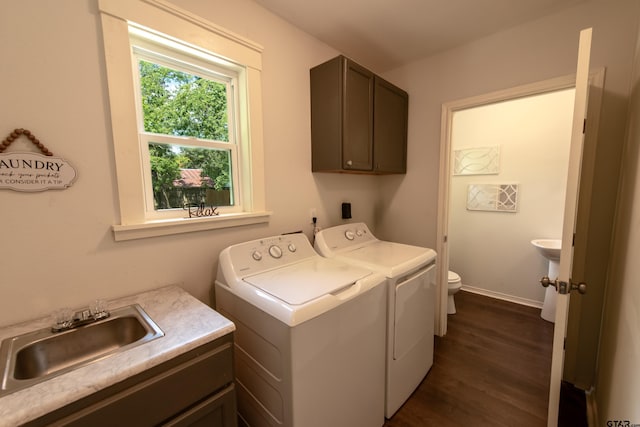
(448, 270, 463, 314)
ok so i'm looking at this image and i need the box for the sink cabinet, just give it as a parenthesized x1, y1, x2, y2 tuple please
(310, 55, 408, 174)
(24, 333, 237, 427)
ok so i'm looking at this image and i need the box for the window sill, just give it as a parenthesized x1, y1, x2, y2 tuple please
(112, 211, 272, 241)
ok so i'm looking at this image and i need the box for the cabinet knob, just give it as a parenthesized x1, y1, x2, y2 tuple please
(346, 160, 353, 167)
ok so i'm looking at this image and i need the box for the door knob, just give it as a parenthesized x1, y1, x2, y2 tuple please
(540, 276, 555, 288)
(571, 281, 587, 294)
(540, 276, 587, 295)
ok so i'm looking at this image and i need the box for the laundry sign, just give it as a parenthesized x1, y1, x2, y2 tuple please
(0, 128, 77, 192)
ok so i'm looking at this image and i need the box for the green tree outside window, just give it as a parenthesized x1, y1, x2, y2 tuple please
(139, 60, 233, 210)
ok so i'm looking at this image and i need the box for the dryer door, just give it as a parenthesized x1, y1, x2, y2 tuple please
(394, 263, 436, 360)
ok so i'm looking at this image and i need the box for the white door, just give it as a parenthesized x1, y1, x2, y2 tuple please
(546, 27, 592, 426)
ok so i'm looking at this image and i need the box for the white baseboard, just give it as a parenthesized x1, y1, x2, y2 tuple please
(460, 285, 544, 309)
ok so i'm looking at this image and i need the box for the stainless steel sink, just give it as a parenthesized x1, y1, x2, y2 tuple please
(0, 304, 164, 397)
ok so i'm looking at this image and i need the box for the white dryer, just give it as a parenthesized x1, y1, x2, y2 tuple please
(215, 233, 387, 427)
(314, 223, 437, 418)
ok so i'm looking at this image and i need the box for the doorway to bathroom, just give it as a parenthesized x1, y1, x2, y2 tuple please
(436, 69, 605, 336)
(436, 75, 579, 336)
(446, 87, 575, 310)
(436, 66, 609, 424)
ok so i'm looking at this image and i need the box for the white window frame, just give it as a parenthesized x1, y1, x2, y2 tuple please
(99, 0, 270, 241)
(131, 34, 242, 219)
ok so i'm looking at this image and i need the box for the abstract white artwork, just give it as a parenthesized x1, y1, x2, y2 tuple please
(467, 183, 519, 212)
(453, 146, 500, 175)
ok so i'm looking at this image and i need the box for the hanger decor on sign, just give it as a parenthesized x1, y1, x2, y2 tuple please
(0, 128, 77, 192)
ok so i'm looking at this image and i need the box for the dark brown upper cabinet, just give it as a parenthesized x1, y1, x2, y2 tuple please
(310, 55, 408, 174)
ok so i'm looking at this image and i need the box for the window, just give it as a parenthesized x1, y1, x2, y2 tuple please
(131, 30, 241, 218)
(99, 0, 269, 240)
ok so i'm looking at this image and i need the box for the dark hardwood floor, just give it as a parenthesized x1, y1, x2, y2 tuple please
(384, 290, 555, 427)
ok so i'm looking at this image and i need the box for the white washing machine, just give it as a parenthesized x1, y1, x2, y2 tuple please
(314, 223, 437, 418)
(215, 233, 387, 427)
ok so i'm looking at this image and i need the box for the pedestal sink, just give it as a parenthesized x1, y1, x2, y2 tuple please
(531, 239, 561, 323)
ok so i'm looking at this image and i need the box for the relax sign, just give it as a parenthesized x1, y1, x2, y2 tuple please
(0, 152, 77, 192)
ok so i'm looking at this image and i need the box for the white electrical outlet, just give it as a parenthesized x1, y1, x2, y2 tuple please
(310, 208, 317, 222)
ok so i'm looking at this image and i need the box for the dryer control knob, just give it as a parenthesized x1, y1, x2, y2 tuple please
(269, 245, 283, 258)
(252, 251, 262, 261)
(345, 230, 355, 240)
(288, 243, 297, 252)
(356, 229, 364, 236)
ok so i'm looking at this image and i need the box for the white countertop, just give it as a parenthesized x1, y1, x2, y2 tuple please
(0, 285, 235, 426)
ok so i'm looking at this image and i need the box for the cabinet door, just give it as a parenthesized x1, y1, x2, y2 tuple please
(310, 56, 343, 172)
(343, 59, 374, 171)
(374, 76, 408, 173)
(163, 384, 237, 427)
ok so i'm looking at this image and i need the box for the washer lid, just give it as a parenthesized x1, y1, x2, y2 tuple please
(339, 241, 436, 278)
(243, 257, 372, 305)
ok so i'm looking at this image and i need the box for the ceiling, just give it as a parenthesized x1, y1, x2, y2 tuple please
(254, 0, 585, 71)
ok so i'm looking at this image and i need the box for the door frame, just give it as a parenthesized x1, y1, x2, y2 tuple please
(435, 69, 605, 337)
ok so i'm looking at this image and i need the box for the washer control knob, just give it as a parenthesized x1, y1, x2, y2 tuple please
(288, 243, 297, 252)
(345, 230, 355, 240)
(252, 251, 262, 261)
(356, 229, 364, 237)
(269, 245, 283, 259)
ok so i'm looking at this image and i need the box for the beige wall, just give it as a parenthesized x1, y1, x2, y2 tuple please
(377, 0, 639, 251)
(0, 0, 380, 327)
(595, 21, 640, 424)
(449, 89, 574, 304)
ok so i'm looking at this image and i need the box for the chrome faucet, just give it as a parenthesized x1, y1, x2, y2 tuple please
(52, 300, 110, 333)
